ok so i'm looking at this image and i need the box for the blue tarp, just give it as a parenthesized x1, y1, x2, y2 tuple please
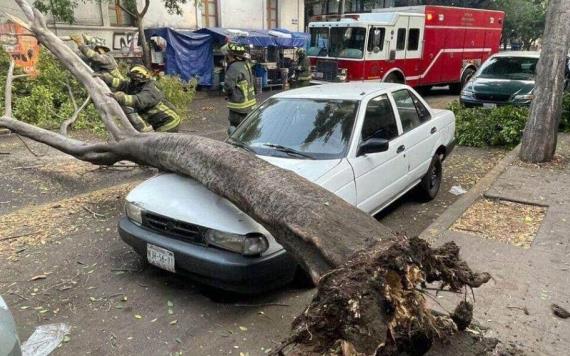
(145, 27, 214, 86)
(195, 27, 308, 48)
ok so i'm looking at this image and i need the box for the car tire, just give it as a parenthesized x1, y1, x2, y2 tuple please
(420, 155, 442, 200)
(384, 72, 404, 84)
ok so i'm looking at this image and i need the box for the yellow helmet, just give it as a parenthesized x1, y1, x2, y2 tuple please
(221, 42, 247, 57)
(129, 65, 151, 81)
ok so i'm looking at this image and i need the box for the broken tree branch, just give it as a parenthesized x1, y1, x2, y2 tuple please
(3, 59, 15, 117)
(14, 0, 137, 140)
(60, 95, 91, 136)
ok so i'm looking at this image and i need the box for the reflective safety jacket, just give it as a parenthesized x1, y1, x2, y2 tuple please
(224, 60, 256, 113)
(296, 55, 311, 82)
(106, 78, 180, 132)
(78, 44, 124, 80)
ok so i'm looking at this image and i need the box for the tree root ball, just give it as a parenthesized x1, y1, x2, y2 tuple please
(275, 237, 491, 356)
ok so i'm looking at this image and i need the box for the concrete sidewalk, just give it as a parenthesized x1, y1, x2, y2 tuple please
(423, 134, 570, 355)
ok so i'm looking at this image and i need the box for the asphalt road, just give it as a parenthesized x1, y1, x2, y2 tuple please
(0, 87, 506, 355)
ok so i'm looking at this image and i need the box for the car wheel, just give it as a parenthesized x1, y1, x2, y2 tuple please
(384, 72, 404, 84)
(420, 155, 442, 200)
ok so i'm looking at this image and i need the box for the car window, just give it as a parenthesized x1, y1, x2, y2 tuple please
(410, 91, 431, 123)
(407, 29, 420, 51)
(392, 89, 423, 132)
(396, 28, 406, 51)
(367, 27, 385, 52)
(361, 94, 398, 141)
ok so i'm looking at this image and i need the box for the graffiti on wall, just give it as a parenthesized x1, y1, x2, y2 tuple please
(0, 21, 40, 74)
(112, 31, 141, 57)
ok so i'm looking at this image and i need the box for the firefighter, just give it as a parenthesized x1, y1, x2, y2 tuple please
(97, 65, 180, 133)
(222, 42, 257, 132)
(70, 34, 124, 80)
(293, 48, 311, 88)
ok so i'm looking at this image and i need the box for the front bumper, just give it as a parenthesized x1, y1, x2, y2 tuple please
(459, 97, 531, 108)
(118, 217, 297, 294)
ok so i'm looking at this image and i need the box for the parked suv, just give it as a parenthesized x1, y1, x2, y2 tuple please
(119, 83, 456, 293)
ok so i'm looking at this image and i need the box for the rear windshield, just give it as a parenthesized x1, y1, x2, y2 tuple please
(478, 56, 539, 80)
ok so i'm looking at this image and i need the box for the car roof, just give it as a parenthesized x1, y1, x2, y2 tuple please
(492, 51, 540, 58)
(273, 82, 407, 101)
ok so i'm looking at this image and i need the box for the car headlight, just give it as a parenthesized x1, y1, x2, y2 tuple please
(205, 230, 269, 256)
(125, 201, 143, 225)
(513, 94, 534, 101)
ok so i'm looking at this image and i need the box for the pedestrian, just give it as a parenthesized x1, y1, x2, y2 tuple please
(70, 34, 124, 80)
(293, 48, 311, 88)
(222, 42, 257, 133)
(97, 65, 180, 133)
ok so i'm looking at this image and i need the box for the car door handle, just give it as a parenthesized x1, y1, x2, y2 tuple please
(396, 145, 405, 153)
(430, 127, 437, 134)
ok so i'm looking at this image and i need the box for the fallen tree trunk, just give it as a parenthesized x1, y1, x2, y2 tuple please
(1, 2, 492, 354)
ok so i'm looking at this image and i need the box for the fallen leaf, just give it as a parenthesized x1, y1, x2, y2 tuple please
(30, 274, 47, 281)
(170, 319, 178, 325)
(239, 326, 248, 331)
(134, 314, 142, 319)
(167, 300, 174, 307)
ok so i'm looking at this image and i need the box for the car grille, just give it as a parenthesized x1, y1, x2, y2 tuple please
(142, 211, 205, 244)
(474, 93, 511, 102)
(316, 60, 338, 81)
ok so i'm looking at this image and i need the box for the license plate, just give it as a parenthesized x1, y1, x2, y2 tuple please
(483, 103, 497, 108)
(314, 72, 323, 79)
(147, 244, 175, 273)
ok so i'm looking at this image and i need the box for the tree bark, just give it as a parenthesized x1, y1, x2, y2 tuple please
(3, 2, 493, 354)
(137, 15, 152, 68)
(519, 0, 570, 163)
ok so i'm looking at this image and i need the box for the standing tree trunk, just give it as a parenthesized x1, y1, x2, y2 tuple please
(1, 1, 492, 354)
(519, 0, 570, 163)
(137, 15, 151, 67)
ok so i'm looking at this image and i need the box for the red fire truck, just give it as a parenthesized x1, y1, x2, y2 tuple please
(308, 6, 504, 92)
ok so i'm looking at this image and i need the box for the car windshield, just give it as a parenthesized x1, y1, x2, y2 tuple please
(230, 98, 358, 160)
(478, 56, 539, 80)
(308, 27, 366, 58)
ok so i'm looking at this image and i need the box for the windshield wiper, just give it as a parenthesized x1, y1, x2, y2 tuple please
(262, 143, 315, 160)
(227, 138, 254, 153)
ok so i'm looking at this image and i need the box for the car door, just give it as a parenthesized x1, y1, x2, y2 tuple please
(390, 89, 436, 186)
(348, 94, 408, 214)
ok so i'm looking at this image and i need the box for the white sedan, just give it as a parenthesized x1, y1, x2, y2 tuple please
(119, 83, 456, 293)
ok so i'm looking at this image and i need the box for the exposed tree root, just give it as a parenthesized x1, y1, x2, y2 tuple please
(275, 237, 491, 356)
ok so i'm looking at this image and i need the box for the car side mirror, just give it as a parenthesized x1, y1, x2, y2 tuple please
(357, 138, 389, 156)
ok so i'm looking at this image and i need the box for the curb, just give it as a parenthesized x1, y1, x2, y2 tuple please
(419, 144, 521, 242)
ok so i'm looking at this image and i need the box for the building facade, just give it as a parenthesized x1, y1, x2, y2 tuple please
(0, 0, 304, 56)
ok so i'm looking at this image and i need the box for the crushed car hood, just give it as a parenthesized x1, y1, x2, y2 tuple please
(126, 157, 342, 234)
